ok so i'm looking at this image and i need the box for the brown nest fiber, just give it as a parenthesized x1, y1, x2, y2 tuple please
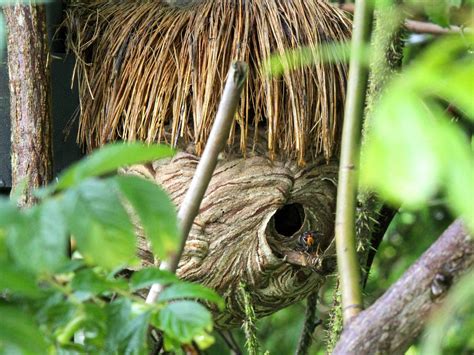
(65, 0, 351, 164)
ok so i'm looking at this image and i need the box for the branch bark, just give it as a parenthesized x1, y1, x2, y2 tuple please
(333, 219, 473, 354)
(4, 3, 53, 207)
(146, 62, 247, 304)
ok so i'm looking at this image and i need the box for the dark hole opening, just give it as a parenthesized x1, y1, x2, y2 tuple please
(273, 203, 305, 237)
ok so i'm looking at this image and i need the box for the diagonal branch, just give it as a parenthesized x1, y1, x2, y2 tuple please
(333, 219, 473, 354)
(146, 62, 248, 303)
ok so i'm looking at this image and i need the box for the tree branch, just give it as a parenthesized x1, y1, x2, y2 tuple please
(333, 219, 473, 354)
(335, 0, 374, 323)
(296, 293, 320, 355)
(338, 3, 471, 35)
(146, 62, 247, 303)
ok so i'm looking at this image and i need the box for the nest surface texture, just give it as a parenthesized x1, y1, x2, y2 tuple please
(124, 152, 339, 328)
(66, 0, 351, 165)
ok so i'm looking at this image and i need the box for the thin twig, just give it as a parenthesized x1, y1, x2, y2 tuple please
(296, 293, 320, 355)
(146, 62, 248, 304)
(338, 3, 471, 35)
(334, 0, 374, 323)
(218, 330, 242, 355)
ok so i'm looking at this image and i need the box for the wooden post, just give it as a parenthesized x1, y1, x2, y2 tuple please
(4, 2, 53, 206)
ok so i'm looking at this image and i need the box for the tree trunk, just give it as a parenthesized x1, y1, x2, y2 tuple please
(333, 219, 473, 354)
(4, 2, 53, 207)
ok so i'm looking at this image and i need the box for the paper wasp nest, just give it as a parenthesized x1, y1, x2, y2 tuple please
(125, 150, 338, 328)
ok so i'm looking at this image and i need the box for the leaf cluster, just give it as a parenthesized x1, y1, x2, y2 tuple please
(0, 143, 224, 354)
(360, 34, 474, 231)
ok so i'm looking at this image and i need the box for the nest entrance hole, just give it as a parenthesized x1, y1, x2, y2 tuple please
(273, 203, 305, 237)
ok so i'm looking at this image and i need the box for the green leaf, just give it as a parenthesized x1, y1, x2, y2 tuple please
(430, 61, 474, 120)
(55, 259, 86, 274)
(0, 263, 42, 298)
(104, 299, 150, 355)
(0, 305, 48, 355)
(155, 301, 213, 344)
(55, 143, 175, 190)
(361, 93, 441, 207)
(114, 175, 179, 260)
(158, 282, 224, 310)
(264, 41, 354, 77)
(104, 298, 132, 352)
(129, 268, 179, 291)
(7, 199, 68, 274)
(448, 0, 462, 7)
(425, 2, 450, 27)
(0, 200, 17, 263)
(71, 269, 128, 297)
(55, 303, 106, 348)
(435, 119, 474, 231)
(0, 198, 20, 228)
(36, 292, 77, 332)
(64, 179, 139, 270)
(56, 314, 87, 345)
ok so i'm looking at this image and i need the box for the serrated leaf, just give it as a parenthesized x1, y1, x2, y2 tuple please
(129, 268, 179, 291)
(0, 305, 48, 354)
(155, 301, 213, 344)
(36, 292, 77, 332)
(104, 299, 150, 355)
(114, 175, 179, 260)
(158, 282, 224, 310)
(64, 179, 138, 270)
(0, 263, 42, 297)
(6, 199, 68, 274)
(104, 298, 133, 352)
(55, 143, 175, 190)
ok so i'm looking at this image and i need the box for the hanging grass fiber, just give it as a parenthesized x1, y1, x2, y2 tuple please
(65, 0, 351, 165)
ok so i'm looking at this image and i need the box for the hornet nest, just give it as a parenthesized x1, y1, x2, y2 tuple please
(66, 0, 351, 327)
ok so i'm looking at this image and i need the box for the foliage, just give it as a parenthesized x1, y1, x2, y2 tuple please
(405, 0, 466, 27)
(1, 0, 473, 354)
(360, 34, 474, 231)
(0, 143, 224, 354)
(243, 1, 474, 354)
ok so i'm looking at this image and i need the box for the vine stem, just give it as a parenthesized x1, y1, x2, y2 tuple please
(295, 293, 319, 355)
(334, 0, 374, 323)
(146, 62, 248, 304)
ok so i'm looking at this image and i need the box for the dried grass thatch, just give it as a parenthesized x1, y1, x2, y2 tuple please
(65, 0, 351, 165)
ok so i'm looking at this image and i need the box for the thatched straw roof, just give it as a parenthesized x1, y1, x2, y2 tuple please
(65, 0, 351, 165)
